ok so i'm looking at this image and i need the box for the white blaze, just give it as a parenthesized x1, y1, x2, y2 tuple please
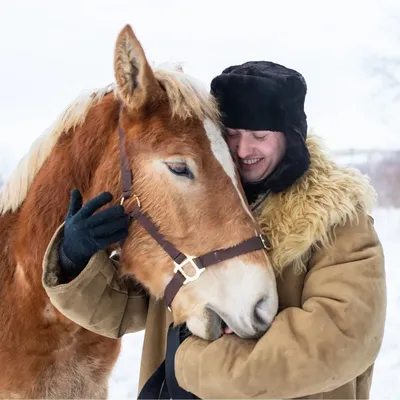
(203, 118, 254, 221)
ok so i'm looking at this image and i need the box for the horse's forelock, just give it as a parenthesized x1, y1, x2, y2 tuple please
(153, 66, 220, 123)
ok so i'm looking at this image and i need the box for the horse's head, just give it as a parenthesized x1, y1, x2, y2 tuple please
(109, 25, 278, 340)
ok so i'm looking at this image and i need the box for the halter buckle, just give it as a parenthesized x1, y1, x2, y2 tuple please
(259, 234, 271, 251)
(174, 256, 205, 284)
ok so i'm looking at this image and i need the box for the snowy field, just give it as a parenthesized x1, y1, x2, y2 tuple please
(108, 207, 400, 399)
(370, 208, 400, 400)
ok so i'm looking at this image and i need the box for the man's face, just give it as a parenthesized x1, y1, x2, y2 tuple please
(226, 129, 286, 183)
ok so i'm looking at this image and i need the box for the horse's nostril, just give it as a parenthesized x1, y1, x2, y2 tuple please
(253, 296, 271, 331)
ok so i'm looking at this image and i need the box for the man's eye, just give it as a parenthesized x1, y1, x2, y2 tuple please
(254, 134, 268, 140)
(166, 163, 194, 180)
(226, 129, 240, 137)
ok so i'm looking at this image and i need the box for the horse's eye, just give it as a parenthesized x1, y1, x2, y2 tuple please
(166, 163, 194, 180)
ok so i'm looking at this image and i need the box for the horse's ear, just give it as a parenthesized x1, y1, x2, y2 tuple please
(114, 25, 161, 110)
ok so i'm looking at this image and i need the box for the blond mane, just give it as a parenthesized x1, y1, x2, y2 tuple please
(0, 65, 220, 215)
(153, 64, 220, 122)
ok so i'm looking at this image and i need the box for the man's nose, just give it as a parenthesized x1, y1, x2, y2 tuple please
(236, 137, 253, 159)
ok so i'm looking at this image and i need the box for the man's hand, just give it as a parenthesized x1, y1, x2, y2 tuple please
(60, 188, 129, 277)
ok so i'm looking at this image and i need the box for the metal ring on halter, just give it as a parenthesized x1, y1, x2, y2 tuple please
(173, 255, 205, 285)
(120, 194, 141, 208)
(133, 195, 141, 208)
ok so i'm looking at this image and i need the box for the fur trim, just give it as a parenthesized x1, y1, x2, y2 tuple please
(256, 134, 377, 274)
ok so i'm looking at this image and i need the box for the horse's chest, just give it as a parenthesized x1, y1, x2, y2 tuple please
(40, 351, 110, 398)
(42, 332, 121, 398)
(1, 330, 120, 399)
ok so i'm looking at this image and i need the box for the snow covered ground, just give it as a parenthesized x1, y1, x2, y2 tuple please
(108, 207, 400, 399)
(370, 208, 400, 400)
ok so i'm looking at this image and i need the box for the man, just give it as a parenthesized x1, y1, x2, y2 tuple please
(42, 61, 386, 399)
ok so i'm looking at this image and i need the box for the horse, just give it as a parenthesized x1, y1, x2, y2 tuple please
(0, 24, 278, 398)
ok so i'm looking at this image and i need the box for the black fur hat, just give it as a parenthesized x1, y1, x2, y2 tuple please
(211, 61, 311, 199)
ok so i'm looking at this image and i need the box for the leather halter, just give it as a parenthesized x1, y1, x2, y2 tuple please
(117, 125, 271, 310)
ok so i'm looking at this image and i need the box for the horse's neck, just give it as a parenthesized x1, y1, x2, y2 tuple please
(16, 98, 119, 279)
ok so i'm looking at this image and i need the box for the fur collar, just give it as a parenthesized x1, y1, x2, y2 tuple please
(256, 134, 377, 273)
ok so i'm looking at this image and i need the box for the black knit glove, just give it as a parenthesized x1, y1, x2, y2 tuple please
(59, 188, 129, 279)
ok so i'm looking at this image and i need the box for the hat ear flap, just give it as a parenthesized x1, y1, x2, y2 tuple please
(279, 76, 308, 137)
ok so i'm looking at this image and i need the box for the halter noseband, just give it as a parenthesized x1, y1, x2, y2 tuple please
(117, 125, 271, 310)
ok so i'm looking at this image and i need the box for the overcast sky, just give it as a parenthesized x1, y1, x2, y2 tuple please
(0, 0, 398, 177)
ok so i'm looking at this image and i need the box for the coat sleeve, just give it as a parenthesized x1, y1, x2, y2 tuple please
(174, 212, 387, 398)
(42, 223, 149, 339)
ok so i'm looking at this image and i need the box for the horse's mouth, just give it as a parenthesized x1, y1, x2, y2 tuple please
(221, 319, 234, 335)
(205, 307, 234, 340)
(206, 306, 263, 339)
